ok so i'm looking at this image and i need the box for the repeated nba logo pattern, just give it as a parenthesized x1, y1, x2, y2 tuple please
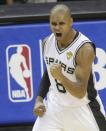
(6, 44, 33, 102)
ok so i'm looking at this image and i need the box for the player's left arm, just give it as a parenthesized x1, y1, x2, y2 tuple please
(50, 43, 95, 99)
(72, 43, 95, 98)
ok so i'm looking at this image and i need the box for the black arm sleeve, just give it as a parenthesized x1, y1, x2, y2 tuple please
(38, 69, 50, 98)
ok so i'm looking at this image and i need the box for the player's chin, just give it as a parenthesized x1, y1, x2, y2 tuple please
(55, 36, 63, 42)
(38, 113, 45, 117)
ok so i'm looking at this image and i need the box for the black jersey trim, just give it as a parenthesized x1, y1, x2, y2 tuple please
(87, 72, 97, 101)
(87, 72, 106, 131)
(88, 100, 106, 131)
(42, 36, 49, 55)
(55, 32, 80, 54)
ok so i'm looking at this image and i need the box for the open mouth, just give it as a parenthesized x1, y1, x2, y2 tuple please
(56, 33, 62, 37)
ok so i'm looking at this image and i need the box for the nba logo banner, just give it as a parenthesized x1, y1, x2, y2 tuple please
(6, 44, 33, 102)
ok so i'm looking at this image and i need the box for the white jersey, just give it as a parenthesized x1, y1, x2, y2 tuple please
(43, 32, 95, 107)
(32, 32, 106, 131)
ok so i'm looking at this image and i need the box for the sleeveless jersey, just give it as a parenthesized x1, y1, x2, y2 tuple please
(43, 32, 96, 107)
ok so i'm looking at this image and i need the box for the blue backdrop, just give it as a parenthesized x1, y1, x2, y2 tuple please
(0, 20, 106, 125)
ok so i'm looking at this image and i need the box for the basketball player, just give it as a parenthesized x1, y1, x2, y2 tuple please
(32, 4, 106, 131)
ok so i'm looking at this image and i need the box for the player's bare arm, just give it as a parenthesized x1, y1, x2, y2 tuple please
(50, 43, 95, 99)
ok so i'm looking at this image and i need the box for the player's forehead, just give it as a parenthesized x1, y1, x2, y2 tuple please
(50, 12, 67, 22)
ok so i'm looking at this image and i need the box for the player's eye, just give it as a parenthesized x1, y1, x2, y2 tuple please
(51, 22, 57, 26)
(59, 22, 65, 25)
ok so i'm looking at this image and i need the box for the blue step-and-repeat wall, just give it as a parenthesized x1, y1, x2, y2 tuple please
(0, 20, 106, 125)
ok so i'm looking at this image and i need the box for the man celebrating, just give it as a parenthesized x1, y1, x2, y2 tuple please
(32, 4, 106, 131)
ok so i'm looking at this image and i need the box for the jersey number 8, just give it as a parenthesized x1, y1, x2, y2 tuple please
(55, 79, 66, 93)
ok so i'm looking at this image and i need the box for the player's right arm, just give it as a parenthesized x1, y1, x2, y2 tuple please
(33, 69, 50, 117)
(33, 36, 50, 117)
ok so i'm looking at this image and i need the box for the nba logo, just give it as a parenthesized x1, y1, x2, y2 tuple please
(6, 44, 33, 102)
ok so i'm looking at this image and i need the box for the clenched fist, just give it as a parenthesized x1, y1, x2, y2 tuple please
(50, 64, 63, 81)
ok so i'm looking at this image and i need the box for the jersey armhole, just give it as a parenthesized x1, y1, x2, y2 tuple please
(73, 42, 96, 67)
(42, 36, 49, 55)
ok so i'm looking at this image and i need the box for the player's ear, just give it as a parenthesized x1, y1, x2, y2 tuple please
(70, 17, 73, 26)
(68, 16, 73, 27)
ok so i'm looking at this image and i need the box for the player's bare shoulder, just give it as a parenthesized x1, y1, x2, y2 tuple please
(82, 43, 95, 56)
(76, 43, 95, 65)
